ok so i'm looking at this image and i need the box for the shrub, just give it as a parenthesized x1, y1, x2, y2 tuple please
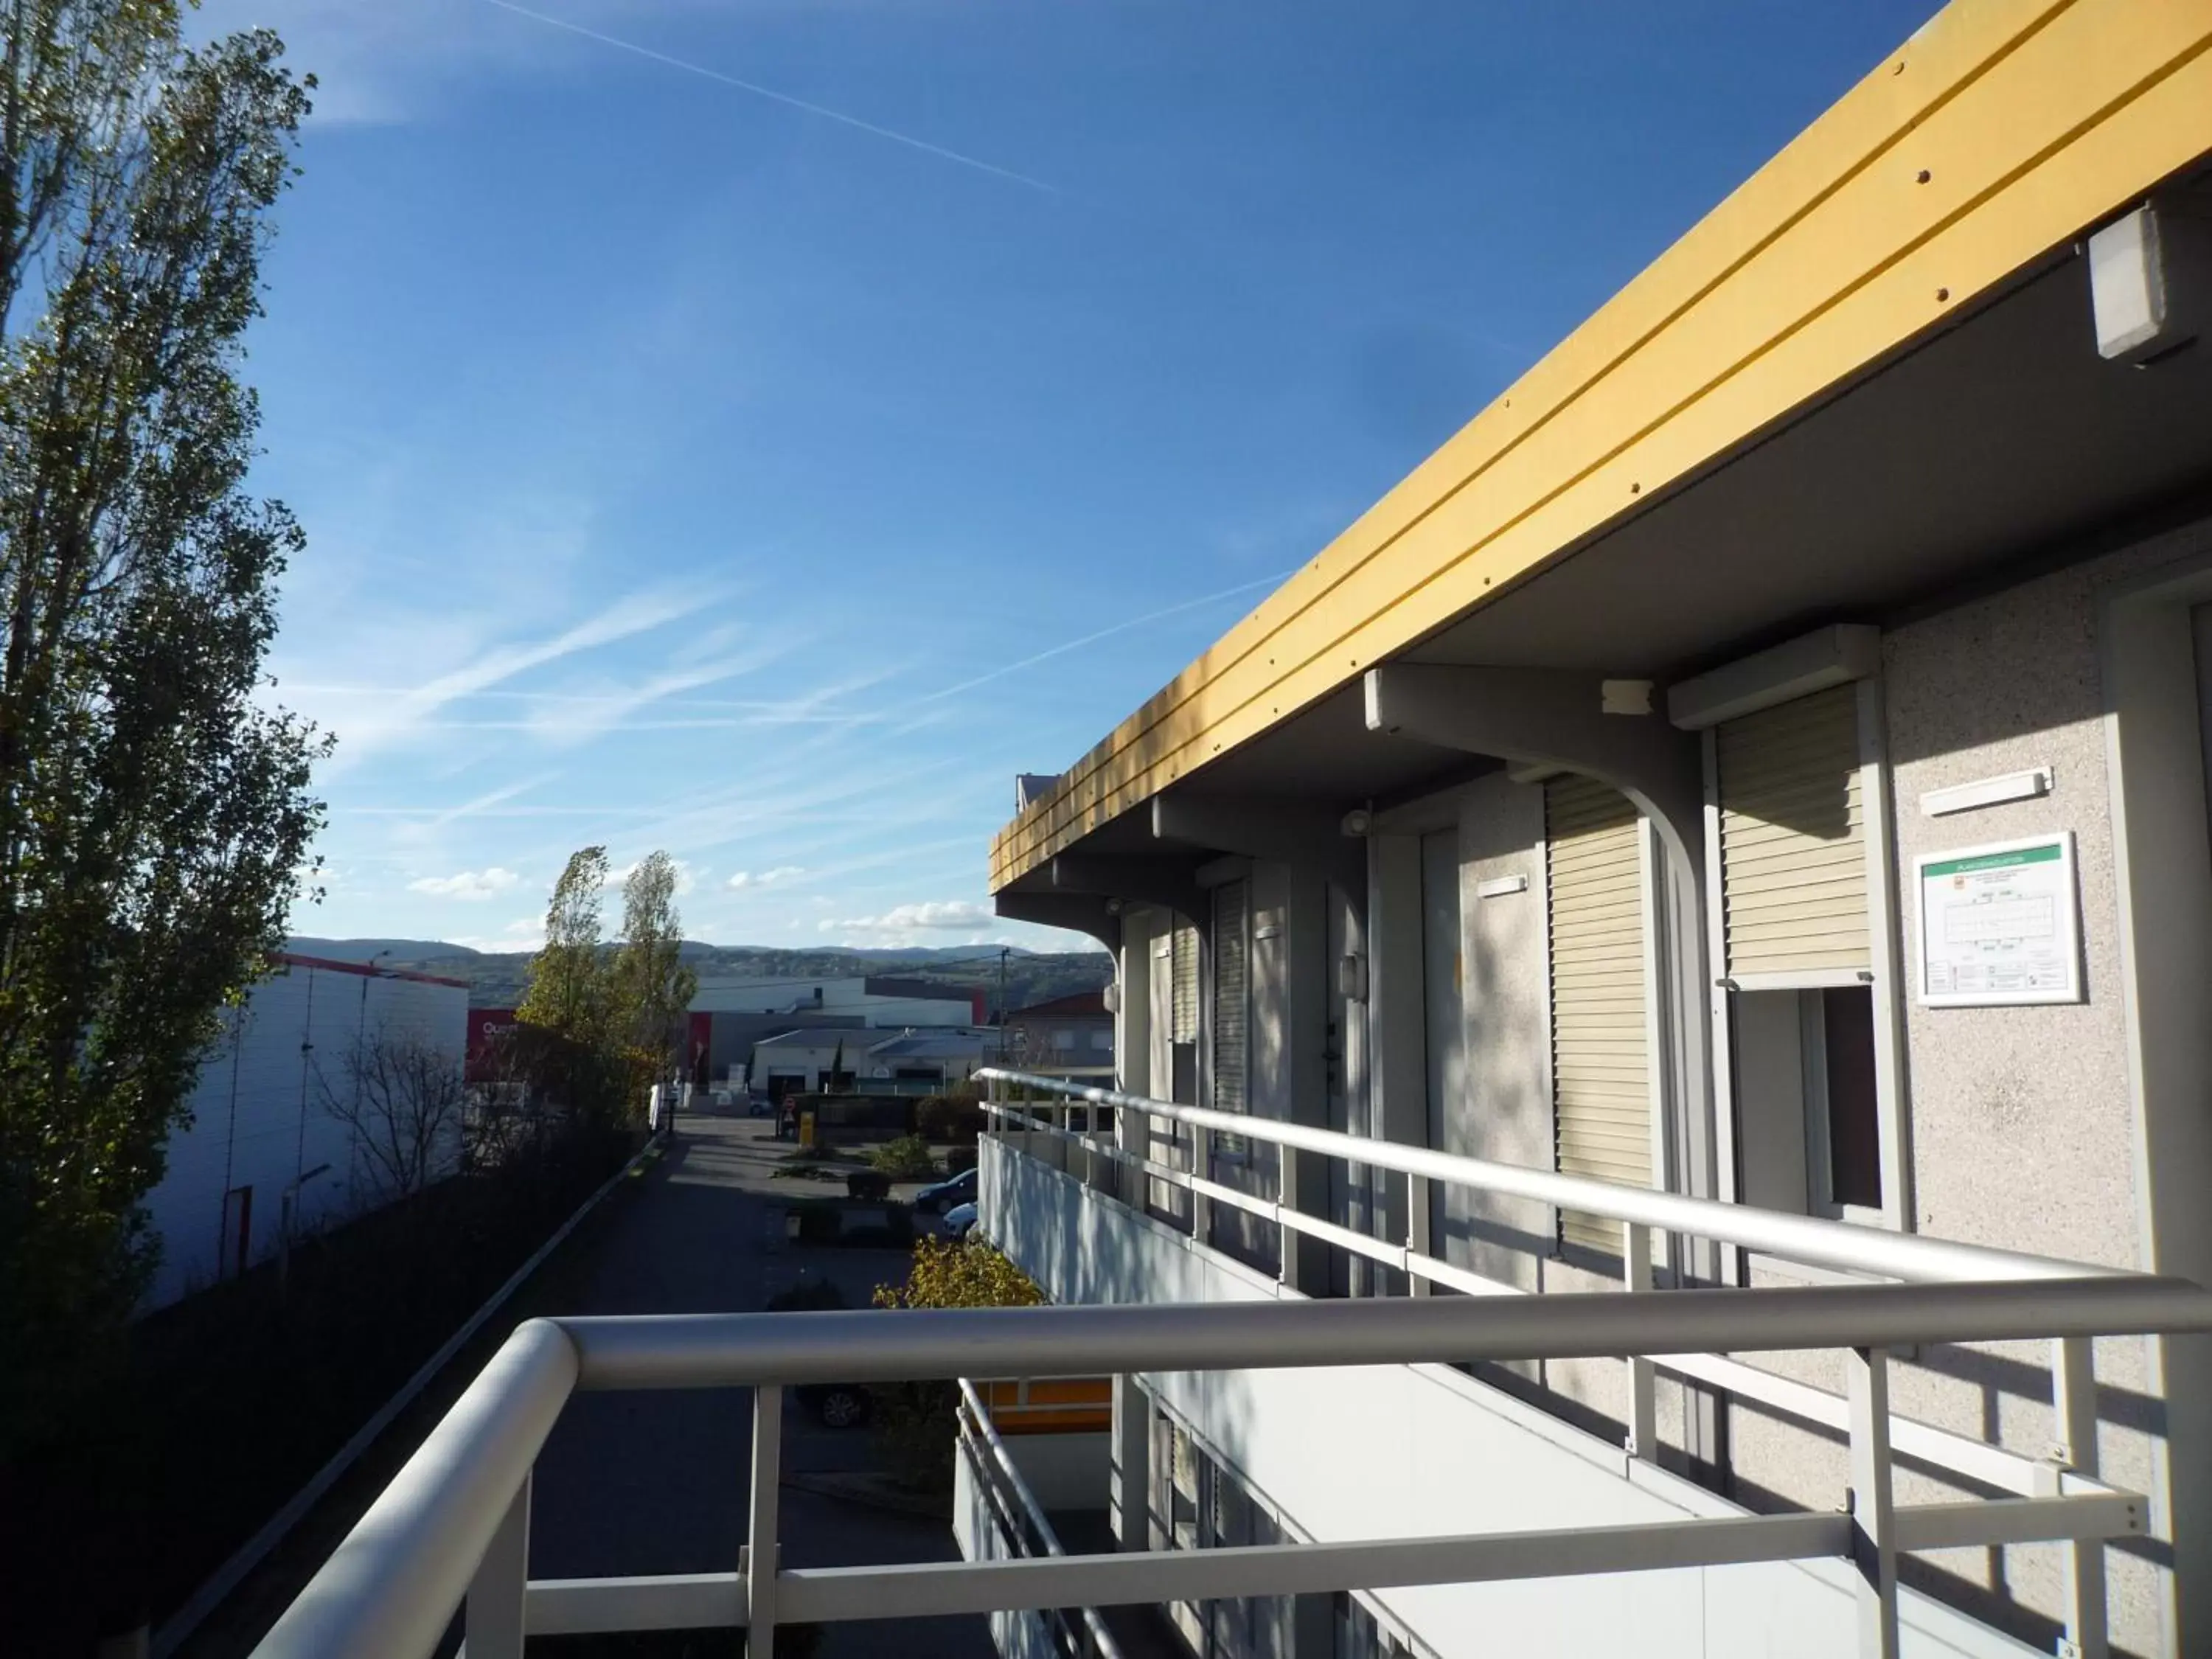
(942, 1144, 978, 1176)
(868, 1238, 1043, 1490)
(867, 1134, 938, 1179)
(845, 1170, 891, 1200)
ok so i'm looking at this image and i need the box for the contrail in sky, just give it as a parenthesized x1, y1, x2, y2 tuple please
(481, 0, 1057, 194)
(925, 572, 1293, 703)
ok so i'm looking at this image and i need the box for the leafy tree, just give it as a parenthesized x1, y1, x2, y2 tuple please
(610, 849, 695, 1096)
(516, 846, 697, 1124)
(518, 845, 611, 1040)
(0, 5, 321, 1451)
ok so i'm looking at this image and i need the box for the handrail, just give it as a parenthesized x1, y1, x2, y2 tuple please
(975, 1068, 2124, 1286)
(552, 1280, 2210, 1386)
(251, 1284, 2211, 1659)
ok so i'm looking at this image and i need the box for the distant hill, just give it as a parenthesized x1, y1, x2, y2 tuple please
(377, 940, 1113, 1013)
(286, 936, 479, 964)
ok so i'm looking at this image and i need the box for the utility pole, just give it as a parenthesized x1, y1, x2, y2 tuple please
(998, 947, 1010, 1060)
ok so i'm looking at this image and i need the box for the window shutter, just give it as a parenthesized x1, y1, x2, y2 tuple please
(1717, 684, 1868, 975)
(1211, 882, 1249, 1116)
(1545, 774, 1652, 1252)
(1170, 922, 1200, 1043)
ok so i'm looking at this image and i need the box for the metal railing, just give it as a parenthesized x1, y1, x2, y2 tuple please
(249, 1293, 2206, 1659)
(240, 1070, 2212, 1659)
(973, 1066, 2211, 1659)
(956, 1377, 1127, 1659)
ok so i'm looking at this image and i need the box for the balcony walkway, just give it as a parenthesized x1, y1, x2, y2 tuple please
(511, 1110, 995, 1658)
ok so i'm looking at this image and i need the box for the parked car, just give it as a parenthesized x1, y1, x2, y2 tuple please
(797, 1380, 872, 1429)
(943, 1200, 978, 1241)
(914, 1166, 976, 1215)
(765, 1276, 874, 1427)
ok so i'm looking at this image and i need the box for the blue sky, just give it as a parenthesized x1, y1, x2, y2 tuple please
(195, 0, 1937, 955)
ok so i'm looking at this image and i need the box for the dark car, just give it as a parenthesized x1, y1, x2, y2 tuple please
(797, 1381, 872, 1429)
(765, 1275, 873, 1427)
(913, 1166, 976, 1215)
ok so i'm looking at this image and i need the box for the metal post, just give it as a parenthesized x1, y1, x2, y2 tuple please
(1408, 1174, 1432, 1297)
(749, 1384, 783, 1657)
(2051, 1335, 2107, 1659)
(1192, 1124, 1212, 1247)
(464, 1472, 530, 1659)
(1278, 1134, 1303, 1290)
(1624, 1222, 1657, 1463)
(1846, 1346, 1899, 1659)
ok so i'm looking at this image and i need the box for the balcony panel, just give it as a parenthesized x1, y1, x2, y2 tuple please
(981, 1138, 2042, 1659)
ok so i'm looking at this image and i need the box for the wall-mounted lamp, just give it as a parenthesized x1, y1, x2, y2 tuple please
(2090, 201, 2205, 365)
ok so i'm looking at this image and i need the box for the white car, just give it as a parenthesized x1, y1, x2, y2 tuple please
(942, 1200, 978, 1241)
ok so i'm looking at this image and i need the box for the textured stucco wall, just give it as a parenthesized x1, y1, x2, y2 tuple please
(1725, 517, 2212, 1658)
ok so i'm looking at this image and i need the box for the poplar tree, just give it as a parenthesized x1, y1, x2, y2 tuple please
(612, 849, 696, 1088)
(0, 5, 323, 1449)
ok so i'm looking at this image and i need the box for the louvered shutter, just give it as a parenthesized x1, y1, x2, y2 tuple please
(1211, 881, 1249, 1117)
(1170, 922, 1200, 1043)
(1545, 774, 1652, 1251)
(1717, 684, 1868, 975)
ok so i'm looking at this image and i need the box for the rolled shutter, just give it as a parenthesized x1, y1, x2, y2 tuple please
(1545, 774, 1652, 1252)
(1211, 881, 1249, 1116)
(1717, 684, 1868, 975)
(1170, 922, 1200, 1043)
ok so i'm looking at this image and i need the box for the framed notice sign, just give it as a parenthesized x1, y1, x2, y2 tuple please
(1913, 832, 2081, 1007)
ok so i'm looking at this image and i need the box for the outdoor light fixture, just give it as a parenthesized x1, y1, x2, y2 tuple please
(2090, 201, 2207, 364)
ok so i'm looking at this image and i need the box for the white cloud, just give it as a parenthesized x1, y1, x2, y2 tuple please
(407, 866, 524, 900)
(726, 865, 804, 891)
(827, 900, 993, 932)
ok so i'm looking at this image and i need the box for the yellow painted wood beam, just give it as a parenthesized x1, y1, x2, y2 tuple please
(992, 0, 2212, 891)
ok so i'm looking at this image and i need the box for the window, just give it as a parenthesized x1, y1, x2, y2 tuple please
(1050, 1028, 1076, 1051)
(1211, 880, 1251, 1158)
(1704, 670, 1903, 1234)
(1731, 984, 1881, 1217)
(1089, 1028, 1114, 1051)
(1171, 922, 1200, 1043)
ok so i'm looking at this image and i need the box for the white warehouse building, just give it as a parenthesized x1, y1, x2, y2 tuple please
(138, 952, 469, 1310)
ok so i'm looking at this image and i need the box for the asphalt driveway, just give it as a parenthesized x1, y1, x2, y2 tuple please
(527, 1111, 990, 1658)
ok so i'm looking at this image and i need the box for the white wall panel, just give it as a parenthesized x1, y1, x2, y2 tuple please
(137, 960, 467, 1310)
(983, 1144, 2037, 1659)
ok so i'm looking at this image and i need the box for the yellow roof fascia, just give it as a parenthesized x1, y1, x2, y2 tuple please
(991, 0, 2212, 893)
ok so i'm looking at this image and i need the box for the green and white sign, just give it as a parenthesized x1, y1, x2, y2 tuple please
(1913, 832, 2080, 1007)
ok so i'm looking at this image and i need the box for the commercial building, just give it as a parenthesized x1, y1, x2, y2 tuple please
(1003, 990, 1116, 1078)
(138, 953, 469, 1310)
(464, 974, 982, 1092)
(974, 6, 2212, 1655)
(748, 1026, 990, 1098)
